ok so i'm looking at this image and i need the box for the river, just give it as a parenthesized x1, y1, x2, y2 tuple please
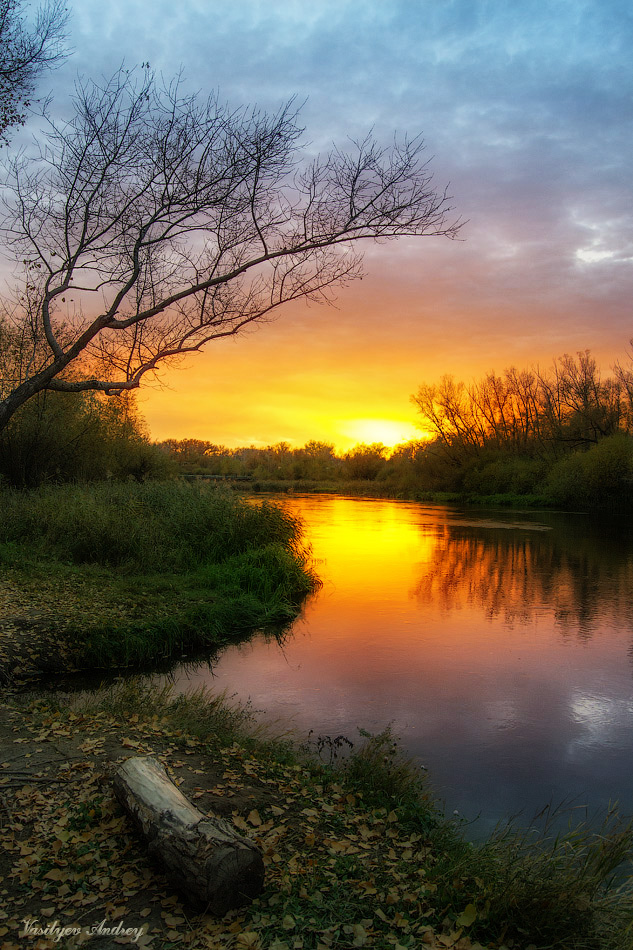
(172, 494, 633, 836)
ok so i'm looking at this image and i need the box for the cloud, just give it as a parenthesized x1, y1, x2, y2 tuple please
(13, 0, 633, 441)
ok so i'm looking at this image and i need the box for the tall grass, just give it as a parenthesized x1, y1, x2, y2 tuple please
(342, 728, 633, 950)
(0, 481, 305, 571)
(0, 482, 318, 673)
(72, 544, 316, 667)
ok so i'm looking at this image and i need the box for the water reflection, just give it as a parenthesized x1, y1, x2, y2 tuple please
(411, 522, 633, 639)
(171, 496, 633, 834)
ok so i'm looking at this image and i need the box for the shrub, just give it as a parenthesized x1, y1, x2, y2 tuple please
(0, 390, 171, 486)
(0, 481, 307, 571)
(546, 434, 633, 509)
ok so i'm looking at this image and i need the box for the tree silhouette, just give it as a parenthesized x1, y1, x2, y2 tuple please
(0, 0, 68, 144)
(0, 66, 461, 432)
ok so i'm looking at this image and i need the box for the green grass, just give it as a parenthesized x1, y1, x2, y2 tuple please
(64, 544, 315, 668)
(0, 481, 318, 673)
(0, 480, 307, 570)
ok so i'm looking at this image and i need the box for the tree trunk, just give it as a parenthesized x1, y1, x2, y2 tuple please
(113, 756, 265, 914)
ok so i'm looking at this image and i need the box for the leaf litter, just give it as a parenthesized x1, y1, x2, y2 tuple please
(0, 689, 500, 950)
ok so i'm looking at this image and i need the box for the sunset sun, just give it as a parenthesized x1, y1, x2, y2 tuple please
(341, 418, 421, 450)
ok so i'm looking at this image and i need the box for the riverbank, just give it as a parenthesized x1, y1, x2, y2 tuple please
(1, 681, 631, 950)
(0, 483, 317, 683)
(245, 479, 553, 510)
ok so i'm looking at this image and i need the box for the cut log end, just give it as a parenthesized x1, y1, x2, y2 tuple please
(113, 755, 265, 914)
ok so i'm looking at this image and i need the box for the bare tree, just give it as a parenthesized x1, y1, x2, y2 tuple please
(0, 67, 461, 432)
(0, 0, 68, 144)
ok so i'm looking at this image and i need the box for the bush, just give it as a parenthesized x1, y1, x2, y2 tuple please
(546, 434, 633, 509)
(0, 481, 306, 571)
(462, 454, 547, 495)
(0, 390, 171, 486)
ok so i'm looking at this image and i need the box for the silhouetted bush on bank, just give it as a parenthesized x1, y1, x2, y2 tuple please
(0, 390, 171, 486)
(544, 433, 633, 509)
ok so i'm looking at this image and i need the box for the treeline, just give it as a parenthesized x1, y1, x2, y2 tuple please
(410, 349, 633, 507)
(159, 349, 633, 509)
(0, 390, 170, 487)
(413, 349, 633, 457)
(158, 438, 392, 482)
(2, 347, 631, 510)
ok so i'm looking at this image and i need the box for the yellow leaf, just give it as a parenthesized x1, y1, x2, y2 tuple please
(236, 934, 261, 948)
(44, 868, 65, 881)
(328, 840, 348, 853)
(282, 915, 295, 930)
(247, 810, 262, 827)
(455, 903, 477, 927)
(352, 924, 368, 947)
(438, 935, 458, 948)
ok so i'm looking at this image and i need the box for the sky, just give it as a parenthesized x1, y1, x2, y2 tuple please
(19, 0, 633, 448)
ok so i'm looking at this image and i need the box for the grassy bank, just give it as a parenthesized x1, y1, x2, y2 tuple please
(0, 681, 631, 950)
(241, 478, 555, 510)
(0, 482, 317, 680)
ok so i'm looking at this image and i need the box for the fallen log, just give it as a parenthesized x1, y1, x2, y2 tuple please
(113, 755, 264, 914)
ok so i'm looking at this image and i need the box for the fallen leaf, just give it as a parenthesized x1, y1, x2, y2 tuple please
(455, 904, 477, 928)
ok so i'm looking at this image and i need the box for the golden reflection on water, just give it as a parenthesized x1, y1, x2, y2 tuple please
(306, 496, 438, 598)
(174, 495, 633, 831)
(410, 524, 633, 637)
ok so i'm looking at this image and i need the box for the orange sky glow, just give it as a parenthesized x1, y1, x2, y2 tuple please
(138, 243, 631, 451)
(36, 2, 633, 451)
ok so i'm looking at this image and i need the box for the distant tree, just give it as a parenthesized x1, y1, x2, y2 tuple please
(614, 339, 633, 431)
(343, 442, 388, 480)
(0, 0, 68, 144)
(413, 350, 633, 465)
(0, 65, 460, 433)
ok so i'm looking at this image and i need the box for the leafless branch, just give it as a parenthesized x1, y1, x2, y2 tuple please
(0, 65, 461, 430)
